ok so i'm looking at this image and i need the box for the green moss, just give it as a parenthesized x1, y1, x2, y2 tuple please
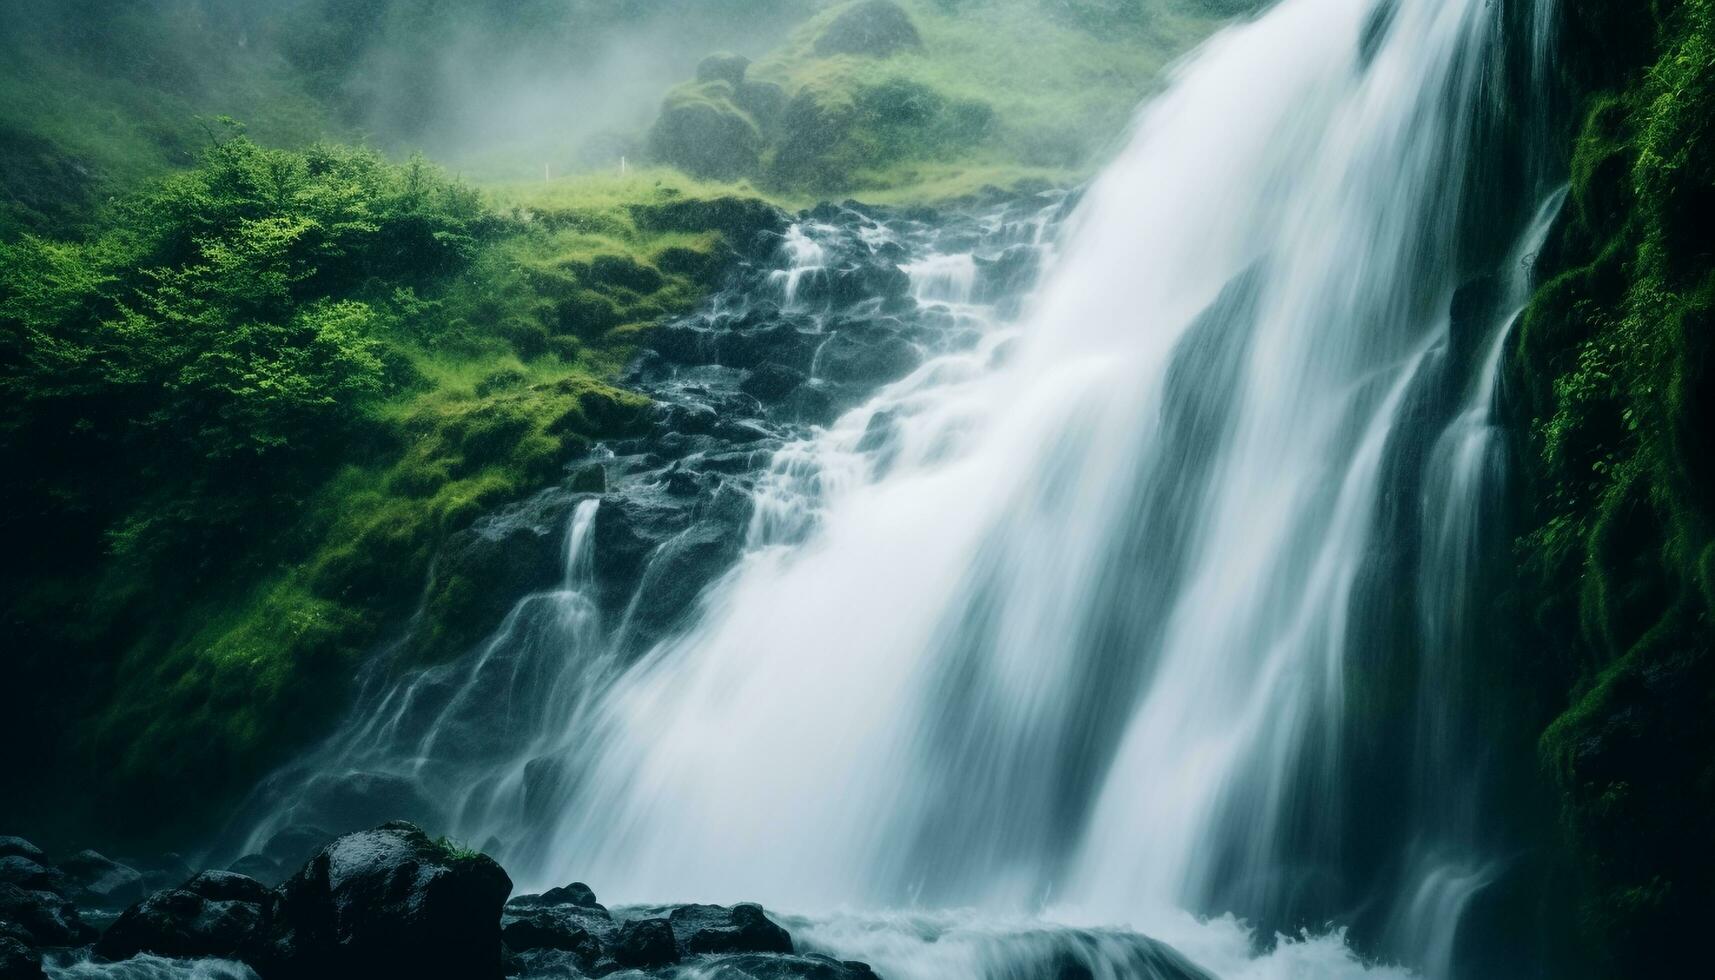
(0, 128, 757, 845)
(1511, 0, 1715, 970)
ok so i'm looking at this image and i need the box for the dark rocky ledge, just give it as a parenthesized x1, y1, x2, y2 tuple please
(0, 825, 877, 980)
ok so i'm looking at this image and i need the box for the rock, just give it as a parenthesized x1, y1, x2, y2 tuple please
(226, 854, 285, 888)
(532, 882, 601, 910)
(668, 902, 793, 956)
(630, 197, 791, 258)
(0, 885, 90, 947)
(0, 859, 62, 896)
(735, 80, 789, 127)
(741, 362, 808, 403)
(568, 462, 607, 495)
(612, 917, 678, 970)
(55, 850, 146, 911)
(696, 52, 751, 86)
(419, 490, 579, 662)
(94, 871, 269, 962)
(814, 1, 923, 58)
(769, 90, 855, 189)
(816, 332, 921, 385)
(0, 842, 42, 864)
(648, 87, 764, 181)
(703, 952, 880, 979)
(0, 938, 43, 980)
(254, 821, 512, 980)
(260, 827, 334, 874)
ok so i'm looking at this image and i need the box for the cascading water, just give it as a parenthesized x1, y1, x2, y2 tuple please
(228, 0, 1573, 977)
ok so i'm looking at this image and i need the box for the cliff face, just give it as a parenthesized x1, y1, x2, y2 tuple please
(1507, 0, 1715, 972)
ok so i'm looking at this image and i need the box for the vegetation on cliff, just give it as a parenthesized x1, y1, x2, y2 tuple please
(1510, 0, 1715, 970)
(0, 130, 763, 842)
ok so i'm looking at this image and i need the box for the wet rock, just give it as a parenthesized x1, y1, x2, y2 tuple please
(225, 855, 285, 889)
(254, 821, 511, 980)
(696, 53, 751, 86)
(742, 362, 808, 403)
(706, 953, 880, 979)
(55, 851, 145, 911)
(0, 885, 90, 947)
(529, 882, 601, 910)
(814, 0, 923, 58)
(627, 520, 746, 643)
(816, 332, 921, 386)
(94, 871, 268, 962)
(613, 917, 678, 970)
(0, 842, 41, 864)
(0, 859, 62, 896)
(422, 491, 580, 660)
(668, 902, 793, 956)
(0, 937, 43, 980)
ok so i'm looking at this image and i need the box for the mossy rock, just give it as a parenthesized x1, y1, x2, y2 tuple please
(628, 196, 791, 256)
(813, 1, 923, 58)
(647, 83, 764, 181)
(696, 52, 752, 86)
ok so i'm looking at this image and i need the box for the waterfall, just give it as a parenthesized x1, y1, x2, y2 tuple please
(540, 0, 1559, 969)
(229, 0, 1571, 976)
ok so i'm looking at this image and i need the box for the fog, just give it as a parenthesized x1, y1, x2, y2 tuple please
(1, 0, 831, 178)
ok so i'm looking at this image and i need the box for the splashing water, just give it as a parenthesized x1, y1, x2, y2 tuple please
(232, 0, 1571, 976)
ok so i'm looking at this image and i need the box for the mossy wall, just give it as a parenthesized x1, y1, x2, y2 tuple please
(1507, 0, 1715, 972)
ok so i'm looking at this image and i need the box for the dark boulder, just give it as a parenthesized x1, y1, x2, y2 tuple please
(94, 871, 268, 962)
(814, 1, 923, 58)
(0, 884, 92, 947)
(816, 332, 921, 385)
(0, 859, 62, 896)
(0, 842, 41, 864)
(742, 362, 809, 403)
(0, 937, 43, 980)
(55, 851, 146, 911)
(668, 902, 793, 956)
(613, 917, 679, 970)
(523, 882, 601, 910)
(696, 52, 751, 86)
(253, 821, 512, 980)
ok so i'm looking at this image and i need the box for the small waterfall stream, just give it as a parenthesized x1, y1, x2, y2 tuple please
(227, 1, 1572, 977)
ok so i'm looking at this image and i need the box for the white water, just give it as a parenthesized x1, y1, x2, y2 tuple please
(529, 0, 1561, 976)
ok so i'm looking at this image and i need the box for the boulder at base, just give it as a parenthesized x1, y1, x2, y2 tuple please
(253, 821, 511, 980)
(0, 936, 44, 980)
(0, 883, 94, 947)
(95, 871, 269, 962)
(55, 850, 146, 911)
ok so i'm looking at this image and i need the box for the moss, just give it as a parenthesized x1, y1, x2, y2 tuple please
(1510, 0, 1715, 970)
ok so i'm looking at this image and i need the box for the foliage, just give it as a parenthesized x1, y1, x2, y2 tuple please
(0, 134, 736, 845)
(1509, 0, 1715, 971)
